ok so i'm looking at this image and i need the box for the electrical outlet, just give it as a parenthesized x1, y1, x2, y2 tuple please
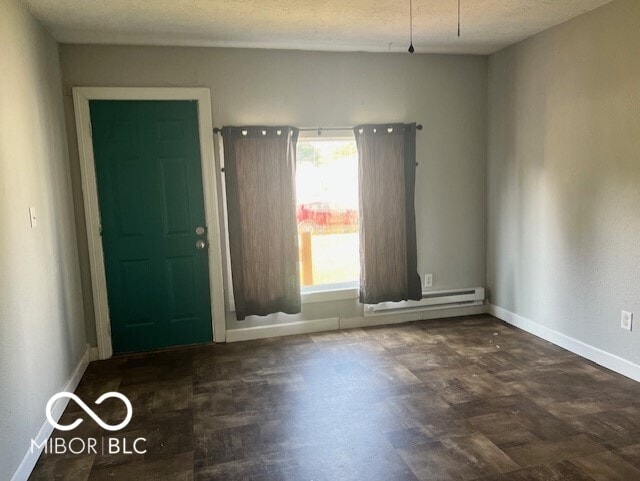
(621, 311, 633, 331)
(424, 273, 433, 288)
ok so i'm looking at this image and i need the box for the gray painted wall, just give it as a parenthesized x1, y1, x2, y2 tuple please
(487, 0, 640, 364)
(0, 0, 87, 478)
(58, 45, 488, 339)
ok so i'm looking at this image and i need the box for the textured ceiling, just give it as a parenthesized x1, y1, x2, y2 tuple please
(23, 0, 614, 54)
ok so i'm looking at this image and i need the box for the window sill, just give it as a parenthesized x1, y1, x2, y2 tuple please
(301, 283, 359, 304)
(228, 283, 360, 312)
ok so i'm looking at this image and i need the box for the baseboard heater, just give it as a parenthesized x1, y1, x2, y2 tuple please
(364, 287, 485, 316)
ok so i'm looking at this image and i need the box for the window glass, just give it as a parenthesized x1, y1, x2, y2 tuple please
(296, 137, 359, 288)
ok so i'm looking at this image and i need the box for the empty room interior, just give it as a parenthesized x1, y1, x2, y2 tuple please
(2, 0, 640, 479)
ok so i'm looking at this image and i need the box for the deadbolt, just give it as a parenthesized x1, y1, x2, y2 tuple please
(195, 226, 206, 235)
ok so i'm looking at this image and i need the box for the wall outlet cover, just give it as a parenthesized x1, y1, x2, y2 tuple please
(424, 273, 433, 288)
(621, 311, 633, 331)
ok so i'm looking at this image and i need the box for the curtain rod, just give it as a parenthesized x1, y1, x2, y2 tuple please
(216, 123, 422, 171)
(213, 124, 423, 134)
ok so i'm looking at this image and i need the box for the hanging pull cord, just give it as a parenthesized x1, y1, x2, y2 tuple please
(408, 0, 415, 53)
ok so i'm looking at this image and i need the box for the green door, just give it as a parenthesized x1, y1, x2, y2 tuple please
(90, 100, 213, 353)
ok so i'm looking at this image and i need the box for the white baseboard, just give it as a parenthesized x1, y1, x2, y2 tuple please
(489, 304, 640, 383)
(226, 317, 340, 342)
(89, 346, 99, 361)
(10, 344, 91, 481)
(341, 304, 488, 329)
(226, 305, 490, 342)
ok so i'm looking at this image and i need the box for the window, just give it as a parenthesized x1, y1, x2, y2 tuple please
(296, 135, 359, 290)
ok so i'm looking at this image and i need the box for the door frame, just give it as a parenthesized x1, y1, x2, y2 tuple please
(73, 87, 226, 359)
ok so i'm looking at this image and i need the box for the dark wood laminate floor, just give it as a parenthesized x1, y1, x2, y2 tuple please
(30, 315, 640, 480)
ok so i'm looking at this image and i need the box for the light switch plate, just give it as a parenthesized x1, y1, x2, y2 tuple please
(29, 206, 37, 228)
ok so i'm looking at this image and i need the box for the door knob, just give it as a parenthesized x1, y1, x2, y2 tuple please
(195, 239, 208, 250)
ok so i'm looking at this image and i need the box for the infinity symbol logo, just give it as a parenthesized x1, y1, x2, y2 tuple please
(46, 392, 133, 432)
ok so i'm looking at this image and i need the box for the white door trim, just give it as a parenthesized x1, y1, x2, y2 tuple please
(73, 87, 226, 360)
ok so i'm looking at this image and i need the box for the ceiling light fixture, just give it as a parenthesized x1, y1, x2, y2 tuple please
(408, 0, 414, 53)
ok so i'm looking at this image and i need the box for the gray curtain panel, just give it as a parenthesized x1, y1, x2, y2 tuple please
(354, 123, 422, 304)
(222, 126, 301, 320)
